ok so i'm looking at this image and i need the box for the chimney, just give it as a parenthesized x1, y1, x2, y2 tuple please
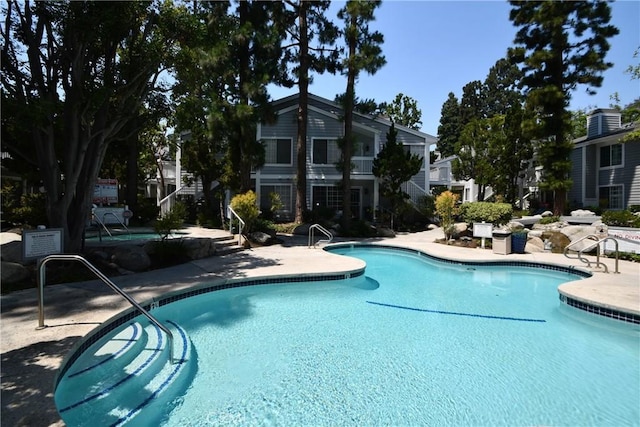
(586, 108, 621, 139)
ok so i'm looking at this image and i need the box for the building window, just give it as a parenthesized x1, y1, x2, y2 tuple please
(312, 139, 341, 165)
(599, 185, 623, 210)
(312, 186, 360, 215)
(263, 139, 292, 165)
(600, 144, 622, 168)
(260, 185, 292, 219)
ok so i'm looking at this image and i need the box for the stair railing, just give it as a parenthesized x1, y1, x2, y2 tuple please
(227, 205, 245, 246)
(37, 254, 177, 364)
(308, 224, 333, 248)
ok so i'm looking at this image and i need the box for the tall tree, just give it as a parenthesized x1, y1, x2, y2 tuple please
(484, 57, 524, 117)
(372, 123, 423, 229)
(459, 80, 486, 125)
(437, 92, 462, 158)
(452, 117, 495, 201)
(337, 0, 386, 233)
(381, 93, 423, 130)
(1, 1, 170, 252)
(509, 0, 618, 215)
(282, 0, 340, 223)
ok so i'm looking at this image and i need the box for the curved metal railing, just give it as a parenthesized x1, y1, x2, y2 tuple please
(564, 234, 620, 274)
(308, 224, 333, 248)
(37, 254, 177, 364)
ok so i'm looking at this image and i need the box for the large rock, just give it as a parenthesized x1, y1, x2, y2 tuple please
(1, 261, 30, 285)
(571, 209, 596, 217)
(525, 236, 545, 253)
(0, 240, 24, 264)
(111, 245, 151, 272)
(248, 231, 277, 246)
(181, 237, 217, 259)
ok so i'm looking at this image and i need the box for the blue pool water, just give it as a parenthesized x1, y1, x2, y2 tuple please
(56, 246, 640, 426)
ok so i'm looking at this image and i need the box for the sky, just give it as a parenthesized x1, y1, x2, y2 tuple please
(268, 0, 640, 137)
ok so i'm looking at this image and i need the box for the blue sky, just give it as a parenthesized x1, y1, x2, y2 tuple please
(268, 0, 640, 136)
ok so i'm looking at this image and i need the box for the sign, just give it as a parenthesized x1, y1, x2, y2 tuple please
(122, 210, 133, 219)
(473, 222, 493, 239)
(93, 178, 118, 204)
(23, 228, 63, 260)
(602, 227, 640, 254)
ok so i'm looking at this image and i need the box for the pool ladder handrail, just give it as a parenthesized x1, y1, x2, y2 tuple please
(37, 254, 177, 364)
(227, 205, 245, 246)
(563, 233, 620, 274)
(100, 212, 131, 241)
(308, 223, 333, 248)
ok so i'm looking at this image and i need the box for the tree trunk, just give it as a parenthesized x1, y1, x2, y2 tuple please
(342, 14, 357, 233)
(295, 2, 310, 223)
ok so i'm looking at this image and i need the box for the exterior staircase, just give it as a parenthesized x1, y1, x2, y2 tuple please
(55, 319, 195, 426)
(212, 234, 245, 256)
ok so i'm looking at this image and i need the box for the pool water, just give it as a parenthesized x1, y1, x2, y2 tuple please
(58, 246, 640, 426)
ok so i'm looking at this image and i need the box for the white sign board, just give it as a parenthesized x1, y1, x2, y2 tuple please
(93, 178, 118, 204)
(473, 222, 493, 239)
(602, 227, 640, 254)
(23, 228, 63, 260)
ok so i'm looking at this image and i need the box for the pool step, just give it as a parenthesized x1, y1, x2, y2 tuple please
(55, 319, 195, 427)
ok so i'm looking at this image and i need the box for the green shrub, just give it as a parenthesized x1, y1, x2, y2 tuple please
(460, 202, 512, 226)
(539, 215, 560, 225)
(230, 190, 260, 232)
(435, 191, 459, 240)
(153, 202, 186, 240)
(416, 195, 435, 218)
(602, 210, 640, 228)
(629, 205, 640, 213)
(13, 192, 48, 227)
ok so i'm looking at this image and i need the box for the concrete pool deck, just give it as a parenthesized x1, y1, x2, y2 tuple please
(1, 226, 638, 426)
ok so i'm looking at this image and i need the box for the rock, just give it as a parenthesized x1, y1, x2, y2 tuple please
(377, 227, 395, 238)
(111, 245, 151, 272)
(506, 220, 525, 231)
(293, 223, 311, 235)
(452, 223, 468, 238)
(248, 231, 277, 245)
(525, 236, 545, 253)
(560, 225, 596, 242)
(180, 238, 217, 259)
(1, 261, 30, 285)
(571, 209, 596, 217)
(0, 240, 24, 264)
(532, 221, 569, 231)
(540, 210, 554, 217)
(427, 224, 439, 231)
(528, 229, 544, 238)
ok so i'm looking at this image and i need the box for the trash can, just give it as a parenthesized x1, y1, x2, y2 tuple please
(492, 230, 512, 255)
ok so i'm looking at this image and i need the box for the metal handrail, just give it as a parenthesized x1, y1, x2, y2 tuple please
(564, 234, 620, 274)
(227, 205, 245, 246)
(308, 223, 333, 248)
(92, 214, 113, 239)
(37, 254, 176, 364)
(102, 212, 131, 240)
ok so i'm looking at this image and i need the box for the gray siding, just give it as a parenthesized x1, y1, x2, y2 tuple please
(624, 143, 640, 207)
(585, 145, 597, 199)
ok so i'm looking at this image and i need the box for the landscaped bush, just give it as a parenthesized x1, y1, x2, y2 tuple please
(602, 210, 640, 228)
(153, 202, 186, 240)
(230, 190, 260, 232)
(539, 215, 560, 225)
(460, 202, 512, 226)
(435, 191, 459, 240)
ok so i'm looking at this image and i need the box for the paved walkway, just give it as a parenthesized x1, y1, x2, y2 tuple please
(1, 226, 638, 426)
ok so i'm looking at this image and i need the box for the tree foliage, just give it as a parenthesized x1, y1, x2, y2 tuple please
(372, 123, 423, 228)
(380, 93, 423, 130)
(1, 1, 172, 251)
(437, 92, 462, 158)
(509, 0, 619, 215)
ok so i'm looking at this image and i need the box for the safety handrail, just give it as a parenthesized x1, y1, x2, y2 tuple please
(564, 233, 620, 274)
(227, 205, 245, 246)
(102, 212, 131, 240)
(37, 254, 177, 364)
(308, 223, 333, 248)
(92, 214, 113, 239)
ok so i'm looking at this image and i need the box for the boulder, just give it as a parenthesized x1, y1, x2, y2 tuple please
(540, 210, 554, 217)
(248, 231, 277, 246)
(571, 209, 596, 217)
(180, 238, 217, 259)
(0, 240, 24, 264)
(525, 236, 545, 253)
(1, 261, 30, 285)
(111, 245, 151, 272)
(293, 223, 311, 235)
(377, 227, 396, 238)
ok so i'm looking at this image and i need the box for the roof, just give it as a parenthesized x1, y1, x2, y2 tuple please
(270, 92, 437, 142)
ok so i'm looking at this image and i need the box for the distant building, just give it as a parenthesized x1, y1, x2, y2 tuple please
(569, 108, 640, 210)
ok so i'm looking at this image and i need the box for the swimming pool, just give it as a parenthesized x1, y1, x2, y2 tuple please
(54, 244, 640, 426)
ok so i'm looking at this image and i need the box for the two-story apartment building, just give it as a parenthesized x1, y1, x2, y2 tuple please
(254, 93, 437, 221)
(569, 108, 640, 210)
